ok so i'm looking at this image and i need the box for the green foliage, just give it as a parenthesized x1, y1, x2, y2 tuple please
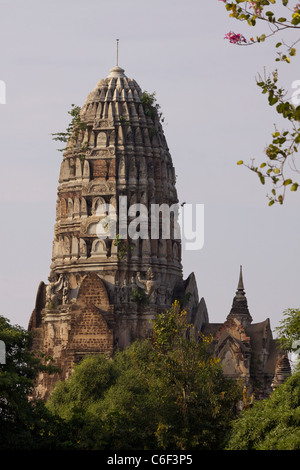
(119, 114, 130, 125)
(141, 90, 165, 124)
(113, 234, 133, 261)
(151, 301, 241, 450)
(241, 69, 300, 205)
(0, 315, 71, 449)
(172, 291, 192, 309)
(226, 372, 300, 450)
(52, 103, 87, 153)
(47, 344, 159, 449)
(0, 315, 55, 405)
(90, 357, 159, 450)
(47, 303, 241, 450)
(130, 288, 150, 305)
(47, 354, 118, 421)
(152, 300, 190, 351)
(222, 1, 300, 45)
(220, 1, 300, 204)
(275, 308, 300, 353)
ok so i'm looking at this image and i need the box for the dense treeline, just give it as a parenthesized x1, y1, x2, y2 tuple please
(0, 304, 299, 450)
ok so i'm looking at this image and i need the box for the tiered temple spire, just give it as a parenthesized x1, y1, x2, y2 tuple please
(28, 64, 206, 398)
(227, 265, 253, 327)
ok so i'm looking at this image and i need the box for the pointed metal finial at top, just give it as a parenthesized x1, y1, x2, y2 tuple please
(237, 265, 245, 292)
(107, 39, 126, 79)
(227, 265, 252, 325)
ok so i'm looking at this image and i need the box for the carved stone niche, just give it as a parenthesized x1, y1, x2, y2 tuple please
(91, 196, 107, 216)
(96, 131, 107, 147)
(91, 239, 108, 259)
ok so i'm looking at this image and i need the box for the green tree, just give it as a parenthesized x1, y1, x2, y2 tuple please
(89, 346, 159, 450)
(226, 371, 300, 450)
(52, 103, 88, 154)
(219, 0, 300, 205)
(47, 302, 241, 450)
(151, 301, 241, 450)
(0, 315, 72, 449)
(275, 307, 300, 358)
(47, 343, 159, 450)
(141, 90, 165, 124)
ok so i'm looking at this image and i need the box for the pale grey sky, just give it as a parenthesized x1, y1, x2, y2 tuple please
(0, 0, 299, 334)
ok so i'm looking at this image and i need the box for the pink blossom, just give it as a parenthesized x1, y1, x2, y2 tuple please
(224, 31, 247, 44)
(248, 1, 262, 15)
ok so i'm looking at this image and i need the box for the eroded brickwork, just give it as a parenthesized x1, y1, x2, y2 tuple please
(28, 65, 207, 399)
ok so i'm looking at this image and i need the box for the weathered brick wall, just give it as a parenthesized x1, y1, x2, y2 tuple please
(76, 272, 110, 308)
(92, 159, 107, 180)
(70, 273, 113, 355)
(31, 273, 114, 399)
(69, 303, 113, 356)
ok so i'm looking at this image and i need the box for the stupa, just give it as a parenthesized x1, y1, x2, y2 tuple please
(28, 63, 208, 398)
(203, 266, 290, 399)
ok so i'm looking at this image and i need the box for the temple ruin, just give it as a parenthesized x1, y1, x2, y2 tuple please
(28, 64, 289, 400)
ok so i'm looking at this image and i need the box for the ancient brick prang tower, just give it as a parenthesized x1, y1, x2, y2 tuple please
(28, 65, 208, 398)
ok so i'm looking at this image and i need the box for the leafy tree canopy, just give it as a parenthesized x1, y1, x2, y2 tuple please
(47, 302, 241, 450)
(275, 307, 300, 356)
(0, 315, 72, 450)
(226, 371, 300, 449)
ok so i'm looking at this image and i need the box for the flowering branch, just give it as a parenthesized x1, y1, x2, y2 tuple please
(219, 0, 300, 204)
(220, 0, 300, 59)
